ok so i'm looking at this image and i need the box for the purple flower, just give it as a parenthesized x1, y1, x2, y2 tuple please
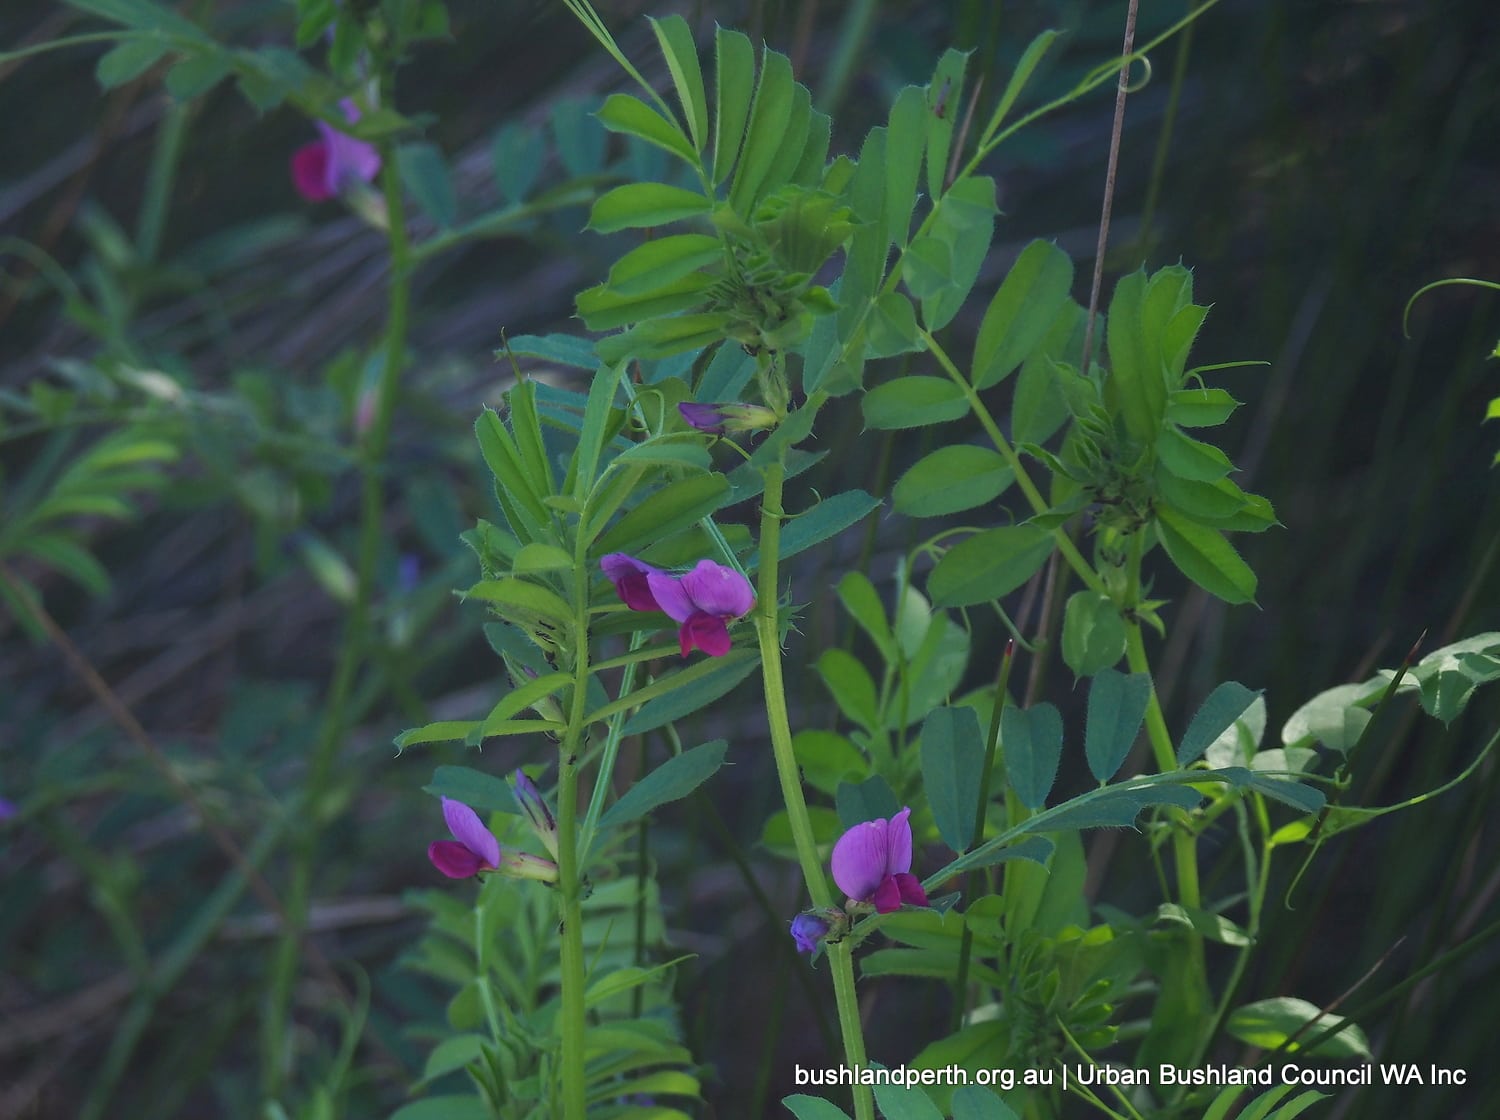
(0, 797, 16, 821)
(830, 806, 929, 915)
(678, 401, 779, 435)
(512, 770, 558, 859)
(428, 798, 557, 883)
(600, 554, 756, 658)
(790, 912, 830, 954)
(291, 99, 381, 202)
(429, 798, 500, 878)
(600, 552, 664, 613)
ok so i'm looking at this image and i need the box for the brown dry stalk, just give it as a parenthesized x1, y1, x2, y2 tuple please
(1079, 0, 1142, 376)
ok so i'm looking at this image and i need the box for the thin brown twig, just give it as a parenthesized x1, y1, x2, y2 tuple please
(946, 74, 985, 191)
(1078, 0, 1142, 375)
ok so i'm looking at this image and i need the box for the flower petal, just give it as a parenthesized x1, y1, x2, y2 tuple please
(678, 402, 727, 433)
(886, 806, 913, 875)
(429, 839, 485, 878)
(646, 570, 695, 623)
(872, 876, 904, 914)
(325, 129, 381, 192)
(442, 798, 500, 868)
(893, 872, 929, 908)
(679, 560, 755, 618)
(601, 553, 662, 611)
(679, 613, 732, 657)
(291, 143, 334, 201)
(831, 816, 891, 901)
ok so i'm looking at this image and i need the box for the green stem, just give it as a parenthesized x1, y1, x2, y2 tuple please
(261, 135, 412, 1101)
(755, 463, 830, 905)
(1188, 804, 1271, 1074)
(950, 642, 1016, 1032)
(555, 530, 597, 1120)
(1118, 532, 1197, 908)
(1123, 625, 1201, 912)
(755, 459, 873, 1120)
(1120, 535, 1208, 1060)
(919, 328, 1107, 597)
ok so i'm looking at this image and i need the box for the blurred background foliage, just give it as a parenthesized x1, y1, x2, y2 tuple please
(1, 0, 1497, 1116)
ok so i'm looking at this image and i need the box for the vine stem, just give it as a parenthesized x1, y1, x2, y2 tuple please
(755, 460, 873, 1120)
(262, 134, 411, 1099)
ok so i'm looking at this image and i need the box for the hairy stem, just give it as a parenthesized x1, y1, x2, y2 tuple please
(755, 459, 873, 1120)
(556, 533, 595, 1120)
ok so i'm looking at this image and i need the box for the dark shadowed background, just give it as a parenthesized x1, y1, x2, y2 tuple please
(2, 0, 1498, 1116)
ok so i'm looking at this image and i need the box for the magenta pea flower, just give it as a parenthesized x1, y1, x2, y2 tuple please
(428, 797, 557, 883)
(600, 552, 665, 613)
(291, 99, 382, 202)
(601, 554, 756, 658)
(678, 401, 779, 435)
(830, 806, 929, 914)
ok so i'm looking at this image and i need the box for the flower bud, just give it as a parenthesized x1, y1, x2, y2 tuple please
(789, 907, 848, 955)
(512, 770, 559, 860)
(678, 401, 780, 435)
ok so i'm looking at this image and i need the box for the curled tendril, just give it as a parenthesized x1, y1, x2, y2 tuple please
(1123, 54, 1154, 93)
(1401, 277, 1500, 339)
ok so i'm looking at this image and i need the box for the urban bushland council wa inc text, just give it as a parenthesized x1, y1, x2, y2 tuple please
(793, 1063, 1468, 1092)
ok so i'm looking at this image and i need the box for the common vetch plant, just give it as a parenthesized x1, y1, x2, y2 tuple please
(393, 6, 1500, 1120)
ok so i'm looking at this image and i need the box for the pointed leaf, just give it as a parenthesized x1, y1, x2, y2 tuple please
(1002, 703, 1063, 809)
(597, 93, 698, 164)
(924, 49, 969, 200)
(973, 240, 1074, 389)
(617, 651, 759, 735)
(921, 706, 986, 851)
(1156, 506, 1257, 605)
(1226, 997, 1371, 1060)
(712, 28, 756, 185)
(729, 47, 795, 212)
(893, 445, 1013, 517)
(1085, 669, 1152, 782)
(862, 376, 968, 429)
(650, 15, 708, 149)
(605, 234, 722, 296)
(884, 85, 928, 247)
(775, 490, 881, 561)
(1179, 681, 1262, 765)
(1157, 424, 1235, 481)
(928, 524, 1054, 608)
(589, 182, 711, 233)
(597, 740, 728, 831)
